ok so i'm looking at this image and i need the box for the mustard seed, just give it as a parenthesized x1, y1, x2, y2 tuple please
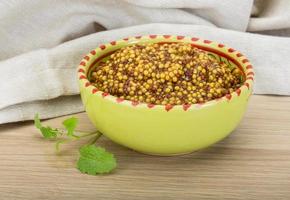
(90, 43, 242, 105)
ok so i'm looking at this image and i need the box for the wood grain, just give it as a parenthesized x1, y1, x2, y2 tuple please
(0, 95, 290, 200)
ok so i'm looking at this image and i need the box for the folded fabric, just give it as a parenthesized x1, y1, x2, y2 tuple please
(0, 0, 290, 124)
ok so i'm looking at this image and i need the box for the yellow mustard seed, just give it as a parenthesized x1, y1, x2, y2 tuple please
(172, 77, 178, 82)
(165, 88, 171, 93)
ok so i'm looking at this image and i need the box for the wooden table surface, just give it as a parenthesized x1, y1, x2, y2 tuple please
(0, 95, 290, 200)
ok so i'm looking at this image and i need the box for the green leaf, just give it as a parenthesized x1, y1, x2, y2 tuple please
(77, 145, 117, 175)
(40, 126, 58, 139)
(34, 113, 59, 139)
(62, 117, 78, 137)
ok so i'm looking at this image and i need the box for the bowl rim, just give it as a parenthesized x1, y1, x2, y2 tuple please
(77, 35, 254, 112)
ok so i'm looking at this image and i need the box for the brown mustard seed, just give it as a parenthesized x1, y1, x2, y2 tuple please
(90, 43, 242, 105)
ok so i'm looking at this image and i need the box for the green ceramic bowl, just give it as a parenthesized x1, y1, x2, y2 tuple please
(78, 35, 254, 155)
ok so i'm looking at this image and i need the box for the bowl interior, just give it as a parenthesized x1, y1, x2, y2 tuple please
(86, 41, 246, 84)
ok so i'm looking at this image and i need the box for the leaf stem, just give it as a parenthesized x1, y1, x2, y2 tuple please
(55, 131, 102, 152)
(55, 139, 75, 152)
(53, 129, 99, 138)
(88, 132, 103, 145)
(76, 131, 100, 138)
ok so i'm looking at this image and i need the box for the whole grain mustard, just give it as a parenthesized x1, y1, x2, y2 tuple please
(90, 43, 242, 105)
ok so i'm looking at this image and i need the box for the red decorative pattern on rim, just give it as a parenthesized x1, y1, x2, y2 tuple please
(123, 38, 129, 41)
(242, 59, 249, 63)
(236, 53, 243, 57)
(165, 104, 173, 112)
(247, 72, 254, 76)
(116, 98, 124, 103)
(147, 103, 155, 108)
(218, 44, 225, 48)
(163, 35, 171, 39)
(92, 88, 98, 94)
(245, 82, 250, 89)
(177, 35, 185, 40)
(85, 82, 91, 87)
(102, 92, 109, 97)
(78, 68, 85, 73)
(110, 41, 116, 45)
(99, 44, 106, 50)
(80, 61, 86, 66)
(90, 50, 96, 55)
(183, 104, 191, 111)
(246, 65, 253, 69)
(149, 35, 157, 39)
(228, 48, 235, 53)
(225, 94, 232, 100)
(79, 75, 86, 79)
(236, 89, 241, 96)
(204, 40, 212, 44)
(135, 36, 142, 39)
(84, 56, 90, 61)
(247, 77, 254, 81)
(132, 101, 139, 106)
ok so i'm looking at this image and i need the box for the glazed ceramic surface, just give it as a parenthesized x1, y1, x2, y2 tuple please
(78, 35, 254, 155)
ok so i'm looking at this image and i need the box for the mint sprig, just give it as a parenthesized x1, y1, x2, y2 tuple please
(34, 113, 117, 175)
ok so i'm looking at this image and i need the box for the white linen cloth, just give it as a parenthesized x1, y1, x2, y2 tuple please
(0, 0, 290, 124)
